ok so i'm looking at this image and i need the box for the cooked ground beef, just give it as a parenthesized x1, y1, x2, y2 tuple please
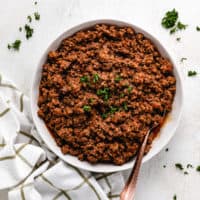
(38, 24, 176, 165)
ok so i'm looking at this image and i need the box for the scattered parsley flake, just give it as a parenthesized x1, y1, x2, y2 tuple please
(163, 165, 166, 168)
(101, 113, 108, 119)
(83, 105, 91, 112)
(161, 9, 178, 29)
(188, 71, 197, 77)
(97, 88, 110, 100)
(93, 74, 99, 83)
(170, 27, 177, 34)
(24, 24, 34, 39)
(7, 40, 21, 51)
(109, 106, 118, 115)
(184, 171, 189, 175)
(120, 93, 125, 98)
(34, 1, 37, 5)
(187, 164, 193, 169)
(27, 15, 32, 23)
(176, 37, 181, 41)
(123, 102, 128, 111)
(114, 75, 122, 82)
(175, 163, 184, 170)
(196, 165, 200, 172)
(80, 75, 89, 83)
(165, 148, 169, 152)
(180, 57, 187, 62)
(127, 86, 133, 93)
(34, 12, 40, 20)
(173, 194, 177, 200)
(177, 21, 187, 30)
(19, 27, 22, 32)
(196, 26, 200, 31)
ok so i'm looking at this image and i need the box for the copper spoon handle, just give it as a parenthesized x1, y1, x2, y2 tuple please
(120, 129, 151, 200)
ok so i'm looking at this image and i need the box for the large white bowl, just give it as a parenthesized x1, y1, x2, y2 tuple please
(31, 19, 183, 173)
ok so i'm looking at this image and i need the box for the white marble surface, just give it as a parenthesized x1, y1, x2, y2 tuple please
(1, 0, 200, 199)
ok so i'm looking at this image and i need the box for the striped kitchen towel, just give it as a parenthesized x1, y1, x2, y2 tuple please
(0, 74, 125, 200)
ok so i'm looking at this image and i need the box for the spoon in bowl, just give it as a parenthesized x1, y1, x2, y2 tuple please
(120, 123, 160, 200)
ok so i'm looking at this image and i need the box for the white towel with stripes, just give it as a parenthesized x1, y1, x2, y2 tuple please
(0, 74, 125, 200)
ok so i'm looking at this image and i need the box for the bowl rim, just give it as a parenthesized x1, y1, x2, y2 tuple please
(30, 19, 183, 173)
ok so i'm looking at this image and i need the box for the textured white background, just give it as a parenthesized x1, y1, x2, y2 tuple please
(1, 0, 200, 199)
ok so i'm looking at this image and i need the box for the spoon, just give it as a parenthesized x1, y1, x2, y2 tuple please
(120, 123, 159, 200)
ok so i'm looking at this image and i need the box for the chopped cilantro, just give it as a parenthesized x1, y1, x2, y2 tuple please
(93, 74, 99, 83)
(80, 75, 89, 83)
(188, 71, 197, 77)
(180, 57, 187, 62)
(170, 27, 177, 34)
(187, 164, 193, 169)
(7, 40, 21, 51)
(123, 102, 128, 111)
(83, 105, 91, 112)
(161, 9, 178, 29)
(34, 12, 40, 20)
(89, 98, 94, 103)
(114, 75, 122, 82)
(120, 93, 125, 98)
(27, 15, 32, 23)
(109, 106, 118, 114)
(196, 166, 200, 172)
(175, 163, 184, 170)
(127, 86, 133, 93)
(177, 21, 187, 30)
(184, 171, 189, 175)
(97, 88, 110, 100)
(101, 113, 108, 119)
(24, 24, 34, 39)
(196, 26, 200, 31)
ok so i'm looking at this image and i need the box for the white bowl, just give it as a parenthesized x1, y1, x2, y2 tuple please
(31, 19, 183, 173)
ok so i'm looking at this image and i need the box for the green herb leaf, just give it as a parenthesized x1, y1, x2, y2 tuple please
(170, 27, 177, 34)
(196, 26, 200, 31)
(127, 86, 133, 93)
(83, 105, 91, 112)
(173, 194, 177, 200)
(93, 74, 99, 83)
(177, 21, 187, 30)
(114, 75, 122, 82)
(161, 9, 178, 29)
(7, 40, 21, 51)
(188, 71, 197, 77)
(175, 163, 184, 170)
(176, 37, 181, 41)
(27, 15, 32, 23)
(34, 12, 40, 20)
(180, 57, 187, 62)
(97, 88, 110, 100)
(123, 102, 128, 111)
(101, 113, 108, 119)
(184, 171, 189, 175)
(24, 24, 34, 39)
(109, 106, 118, 115)
(34, 1, 37, 5)
(187, 164, 193, 169)
(196, 165, 200, 172)
(80, 75, 89, 83)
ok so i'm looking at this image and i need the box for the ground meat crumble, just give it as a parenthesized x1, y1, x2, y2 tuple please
(38, 24, 176, 165)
